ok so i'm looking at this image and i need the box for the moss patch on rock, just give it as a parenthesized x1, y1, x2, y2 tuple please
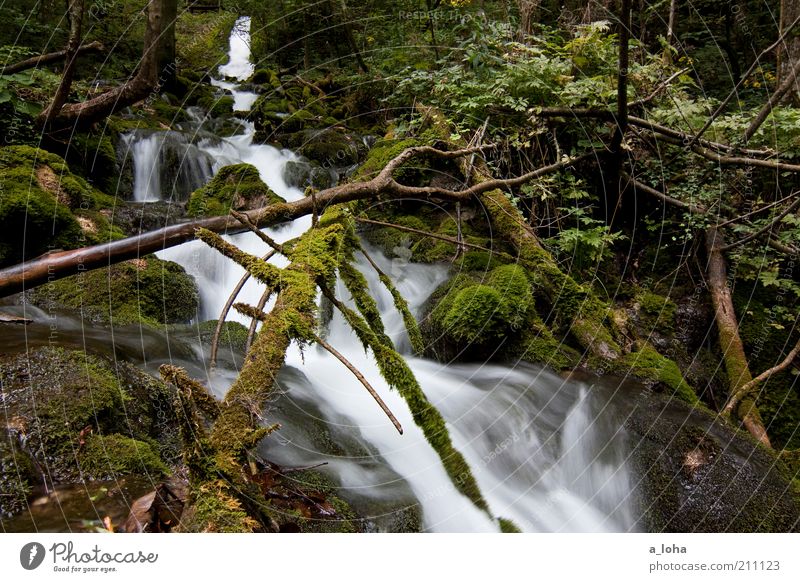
(29, 256, 198, 327)
(0, 347, 179, 487)
(0, 145, 121, 266)
(187, 163, 285, 217)
(78, 434, 167, 480)
(0, 433, 38, 517)
(617, 342, 700, 406)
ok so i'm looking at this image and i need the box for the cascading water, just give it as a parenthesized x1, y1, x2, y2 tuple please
(121, 130, 215, 202)
(152, 18, 641, 532)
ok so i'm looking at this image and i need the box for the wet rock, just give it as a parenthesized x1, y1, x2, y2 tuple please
(281, 128, 367, 169)
(0, 347, 180, 495)
(283, 159, 336, 190)
(626, 392, 800, 532)
(187, 162, 285, 216)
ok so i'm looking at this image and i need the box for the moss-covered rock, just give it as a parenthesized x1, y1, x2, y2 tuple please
(627, 393, 800, 532)
(187, 163, 285, 217)
(29, 256, 199, 327)
(0, 347, 179, 488)
(616, 342, 700, 406)
(283, 128, 367, 168)
(196, 319, 250, 353)
(78, 434, 168, 480)
(0, 145, 121, 266)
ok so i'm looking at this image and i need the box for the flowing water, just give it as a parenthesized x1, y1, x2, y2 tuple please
(159, 18, 639, 532)
(4, 17, 642, 532)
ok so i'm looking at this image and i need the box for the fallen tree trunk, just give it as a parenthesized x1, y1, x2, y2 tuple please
(0, 145, 581, 297)
(1, 40, 103, 75)
(705, 227, 772, 447)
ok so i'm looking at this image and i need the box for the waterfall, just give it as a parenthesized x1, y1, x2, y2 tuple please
(121, 130, 214, 202)
(156, 17, 640, 532)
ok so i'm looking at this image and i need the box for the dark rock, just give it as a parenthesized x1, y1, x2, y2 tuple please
(626, 391, 800, 532)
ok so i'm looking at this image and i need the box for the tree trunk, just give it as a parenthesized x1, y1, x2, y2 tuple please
(156, 0, 179, 90)
(516, 0, 540, 41)
(41, 0, 164, 130)
(705, 227, 771, 447)
(779, 0, 800, 103)
(39, 0, 85, 125)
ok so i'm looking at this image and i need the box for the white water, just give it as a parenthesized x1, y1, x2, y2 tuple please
(155, 19, 639, 532)
(124, 132, 161, 202)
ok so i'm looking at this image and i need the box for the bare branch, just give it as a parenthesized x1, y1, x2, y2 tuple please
(743, 56, 800, 143)
(720, 195, 800, 251)
(685, 12, 800, 149)
(355, 217, 496, 253)
(245, 287, 272, 353)
(629, 68, 689, 108)
(0, 145, 582, 297)
(210, 251, 276, 368)
(312, 332, 403, 435)
(2, 40, 103, 75)
(722, 335, 800, 416)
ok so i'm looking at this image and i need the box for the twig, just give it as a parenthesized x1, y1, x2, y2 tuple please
(629, 68, 690, 108)
(720, 195, 800, 251)
(622, 173, 704, 213)
(354, 217, 495, 253)
(230, 210, 285, 254)
(210, 251, 275, 367)
(743, 56, 800, 143)
(717, 189, 800, 227)
(685, 12, 800, 150)
(245, 287, 273, 353)
(722, 334, 800, 416)
(312, 332, 403, 435)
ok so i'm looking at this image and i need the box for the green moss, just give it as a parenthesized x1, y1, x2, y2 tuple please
(735, 294, 800, 450)
(196, 320, 250, 353)
(0, 434, 37, 517)
(331, 296, 489, 513)
(0, 146, 88, 265)
(0, 347, 177, 484)
(636, 290, 677, 333)
(499, 517, 522, 533)
(354, 137, 427, 181)
(187, 163, 285, 217)
(180, 480, 259, 533)
(618, 342, 700, 406)
(29, 256, 198, 327)
(175, 11, 238, 75)
(427, 264, 536, 356)
(79, 434, 167, 479)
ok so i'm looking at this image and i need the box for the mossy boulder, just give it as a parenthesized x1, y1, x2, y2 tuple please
(627, 392, 800, 532)
(0, 146, 121, 266)
(283, 128, 367, 168)
(616, 342, 700, 406)
(187, 163, 285, 217)
(0, 347, 179, 489)
(29, 256, 199, 327)
(196, 319, 250, 353)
